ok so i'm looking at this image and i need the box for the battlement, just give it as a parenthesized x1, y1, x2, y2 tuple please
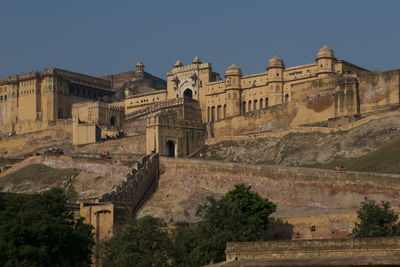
(101, 153, 159, 216)
(126, 97, 200, 120)
(72, 101, 124, 112)
(167, 62, 211, 76)
(0, 68, 111, 90)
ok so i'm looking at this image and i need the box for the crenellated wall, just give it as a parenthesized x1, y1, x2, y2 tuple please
(101, 153, 159, 216)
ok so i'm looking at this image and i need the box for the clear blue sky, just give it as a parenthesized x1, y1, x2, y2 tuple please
(0, 0, 399, 79)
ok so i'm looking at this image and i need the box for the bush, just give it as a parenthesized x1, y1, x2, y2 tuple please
(352, 198, 400, 238)
(0, 188, 94, 267)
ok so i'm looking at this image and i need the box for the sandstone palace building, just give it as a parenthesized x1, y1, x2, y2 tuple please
(0, 68, 115, 134)
(1, 44, 400, 156)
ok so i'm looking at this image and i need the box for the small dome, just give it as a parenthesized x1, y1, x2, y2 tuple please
(317, 44, 335, 59)
(225, 62, 242, 76)
(174, 60, 183, 68)
(136, 61, 144, 68)
(267, 53, 285, 69)
(192, 56, 202, 64)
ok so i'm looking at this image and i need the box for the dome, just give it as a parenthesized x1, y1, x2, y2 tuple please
(174, 60, 183, 68)
(192, 56, 202, 64)
(136, 61, 144, 68)
(225, 62, 242, 76)
(267, 53, 285, 69)
(316, 44, 335, 59)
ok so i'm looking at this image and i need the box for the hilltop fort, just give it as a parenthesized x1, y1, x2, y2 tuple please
(1, 44, 400, 253)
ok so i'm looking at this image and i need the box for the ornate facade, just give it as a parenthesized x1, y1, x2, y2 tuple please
(163, 44, 369, 123)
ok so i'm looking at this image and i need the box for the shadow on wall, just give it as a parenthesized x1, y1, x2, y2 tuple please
(266, 218, 294, 240)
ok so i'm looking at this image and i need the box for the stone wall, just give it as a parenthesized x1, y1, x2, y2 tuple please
(73, 135, 146, 154)
(210, 71, 400, 138)
(101, 153, 159, 216)
(151, 157, 400, 232)
(69, 152, 144, 162)
(225, 237, 400, 261)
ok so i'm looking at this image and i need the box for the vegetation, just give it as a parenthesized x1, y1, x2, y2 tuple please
(0, 164, 79, 190)
(171, 184, 276, 266)
(306, 138, 400, 174)
(100, 216, 170, 267)
(99, 183, 277, 267)
(0, 188, 94, 267)
(352, 198, 400, 238)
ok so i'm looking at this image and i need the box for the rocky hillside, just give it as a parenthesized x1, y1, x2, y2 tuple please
(0, 155, 133, 200)
(202, 113, 400, 166)
(100, 70, 166, 101)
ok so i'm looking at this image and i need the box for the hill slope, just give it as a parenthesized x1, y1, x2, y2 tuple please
(202, 114, 400, 167)
(306, 137, 400, 174)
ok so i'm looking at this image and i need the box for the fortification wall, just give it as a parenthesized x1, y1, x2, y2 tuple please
(206, 109, 400, 145)
(211, 71, 400, 138)
(101, 153, 159, 216)
(142, 157, 400, 238)
(124, 117, 147, 135)
(69, 152, 144, 162)
(225, 237, 400, 264)
(74, 135, 146, 154)
(358, 70, 400, 114)
(160, 157, 400, 211)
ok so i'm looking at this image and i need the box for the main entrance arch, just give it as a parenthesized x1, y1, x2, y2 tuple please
(183, 88, 193, 99)
(166, 140, 176, 157)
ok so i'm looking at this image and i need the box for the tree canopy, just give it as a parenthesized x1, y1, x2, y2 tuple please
(352, 197, 400, 238)
(99, 183, 276, 267)
(171, 183, 276, 266)
(100, 216, 171, 267)
(0, 188, 94, 267)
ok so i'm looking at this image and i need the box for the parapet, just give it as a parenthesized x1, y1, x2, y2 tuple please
(225, 237, 400, 264)
(167, 62, 212, 76)
(72, 101, 124, 112)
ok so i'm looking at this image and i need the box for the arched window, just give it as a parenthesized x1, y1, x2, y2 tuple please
(265, 97, 269, 107)
(207, 107, 210, 122)
(285, 94, 289, 103)
(248, 101, 252, 112)
(217, 105, 222, 120)
(223, 104, 226, 118)
(260, 99, 263, 109)
(242, 101, 246, 113)
(254, 100, 258, 110)
(211, 106, 216, 121)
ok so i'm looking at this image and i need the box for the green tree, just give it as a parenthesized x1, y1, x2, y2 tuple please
(100, 216, 171, 267)
(0, 188, 94, 267)
(352, 198, 400, 238)
(171, 183, 276, 266)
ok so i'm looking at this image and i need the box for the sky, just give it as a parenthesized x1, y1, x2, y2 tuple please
(0, 0, 399, 79)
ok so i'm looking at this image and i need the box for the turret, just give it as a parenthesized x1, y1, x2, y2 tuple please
(173, 60, 183, 68)
(316, 44, 336, 77)
(225, 62, 242, 117)
(267, 53, 285, 105)
(136, 61, 144, 78)
(192, 56, 202, 65)
(267, 53, 285, 82)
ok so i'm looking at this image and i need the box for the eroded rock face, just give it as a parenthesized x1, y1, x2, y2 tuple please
(203, 115, 400, 166)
